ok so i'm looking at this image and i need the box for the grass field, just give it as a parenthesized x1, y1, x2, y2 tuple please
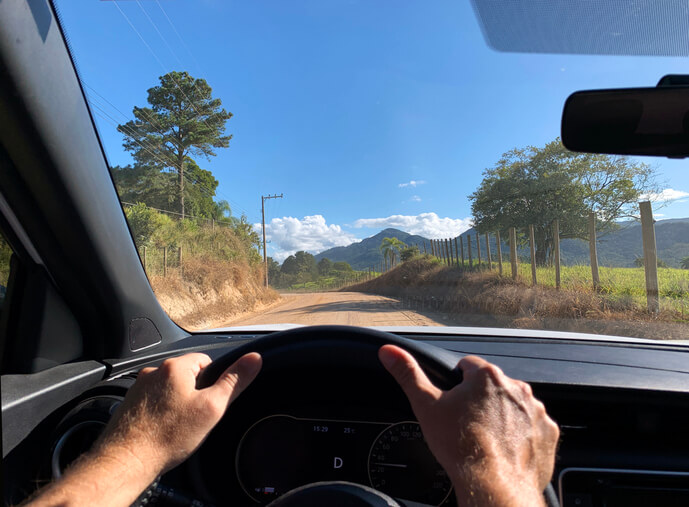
(512, 263, 689, 314)
(347, 257, 689, 339)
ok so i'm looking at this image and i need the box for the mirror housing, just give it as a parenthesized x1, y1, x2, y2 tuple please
(562, 75, 689, 158)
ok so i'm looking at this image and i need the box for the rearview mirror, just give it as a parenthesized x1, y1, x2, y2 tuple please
(562, 77, 689, 158)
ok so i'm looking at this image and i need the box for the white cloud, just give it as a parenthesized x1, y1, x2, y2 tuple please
(255, 215, 357, 262)
(398, 180, 426, 188)
(639, 188, 689, 202)
(410, 195, 422, 202)
(353, 212, 473, 239)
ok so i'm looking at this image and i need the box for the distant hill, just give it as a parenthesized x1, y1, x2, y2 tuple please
(314, 228, 431, 270)
(313, 219, 689, 270)
(561, 218, 689, 267)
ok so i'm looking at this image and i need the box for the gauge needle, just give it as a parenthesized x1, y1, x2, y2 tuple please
(373, 463, 408, 468)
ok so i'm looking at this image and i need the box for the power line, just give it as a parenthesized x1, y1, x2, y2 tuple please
(134, 0, 211, 106)
(86, 89, 253, 220)
(120, 200, 231, 225)
(91, 107, 218, 204)
(112, 0, 216, 134)
(155, 0, 205, 76)
(86, 83, 167, 135)
(107, 3, 245, 217)
(96, 2, 243, 214)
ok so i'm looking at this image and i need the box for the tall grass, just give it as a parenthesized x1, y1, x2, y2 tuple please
(513, 263, 689, 313)
(123, 203, 276, 329)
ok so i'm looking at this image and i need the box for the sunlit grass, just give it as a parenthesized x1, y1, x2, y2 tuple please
(501, 262, 689, 314)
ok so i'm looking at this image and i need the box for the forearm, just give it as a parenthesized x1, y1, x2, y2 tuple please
(21, 443, 159, 507)
(452, 468, 546, 507)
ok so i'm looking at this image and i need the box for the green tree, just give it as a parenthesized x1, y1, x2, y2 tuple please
(281, 251, 317, 281)
(681, 257, 689, 269)
(380, 237, 406, 268)
(230, 215, 261, 261)
(332, 261, 353, 272)
(267, 257, 281, 284)
(117, 71, 233, 218)
(124, 203, 168, 246)
(294, 251, 318, 280)
(400, 245, 420, 262)
(470, 139, 656, 265)
(111, 158, 230, 222)
(318, 258, 333, 276)
(110, 164, 177, 211)
(281, 255, 299, 275)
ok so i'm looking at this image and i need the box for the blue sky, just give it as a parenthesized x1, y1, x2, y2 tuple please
(56, 0, 689, 261)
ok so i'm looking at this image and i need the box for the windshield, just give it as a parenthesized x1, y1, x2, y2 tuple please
(54, 0, 689, 340)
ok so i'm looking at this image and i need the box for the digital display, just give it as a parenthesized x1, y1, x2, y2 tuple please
(236, 415, 388, 503)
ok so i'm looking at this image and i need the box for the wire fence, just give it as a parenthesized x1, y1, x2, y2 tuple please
(422, 201, 684, 313)
(121, 201, 235, 230)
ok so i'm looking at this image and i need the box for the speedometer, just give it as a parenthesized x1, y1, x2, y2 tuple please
(368, 421, 452, 506)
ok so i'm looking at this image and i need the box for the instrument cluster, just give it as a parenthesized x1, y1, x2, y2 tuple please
(235, 415, 453, 506)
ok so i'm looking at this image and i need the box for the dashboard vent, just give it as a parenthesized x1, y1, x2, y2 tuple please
(51, 396, 123, 478)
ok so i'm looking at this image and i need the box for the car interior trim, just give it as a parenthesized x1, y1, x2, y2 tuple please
(557, 466, 689, 505)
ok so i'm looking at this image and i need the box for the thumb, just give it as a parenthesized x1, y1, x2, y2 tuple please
(203, 352, 263, 405)
(379, 345, 441, 409)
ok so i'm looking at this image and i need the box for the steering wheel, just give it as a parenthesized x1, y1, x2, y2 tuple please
(196, 325, 560, 507)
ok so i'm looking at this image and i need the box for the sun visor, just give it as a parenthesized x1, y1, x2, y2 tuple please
(471, 0, 689, 56)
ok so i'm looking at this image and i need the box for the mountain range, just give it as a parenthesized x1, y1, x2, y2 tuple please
(313, 219, 689, 270)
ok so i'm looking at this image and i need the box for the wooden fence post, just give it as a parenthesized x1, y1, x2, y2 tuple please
(142, 246, 147, 273)
(459, 236, 465, 266)
(432, 240, 436, 257)
(496, 231, 503, 275)
(639, 201, 660, 313)
(423, 242, 427, 254)
(454, 237, 460, 267)
(445, 239, 451, 265)
(448, 238, 454, 266)
(476, 232, 482, 267)
(509, 227, 517, 280)
(529, 224, 537, 286)
(163, 246, 168, 277)
(467, 234, 473, 267)
(485, 232, 492, 270)
(553, 220, 561, 289)
(588, 212, 600, 291)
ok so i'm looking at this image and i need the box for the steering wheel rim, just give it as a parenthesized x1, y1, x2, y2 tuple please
(196, 325, 463, 390)
(196, 325, 559, 507)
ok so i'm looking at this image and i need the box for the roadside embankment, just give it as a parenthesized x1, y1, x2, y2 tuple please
(149, 257, 279, 330)
(345, 257, 689, 340)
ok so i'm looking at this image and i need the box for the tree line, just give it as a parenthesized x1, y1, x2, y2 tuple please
(267, 252, 359, 288)
(470, 139, 658, 266)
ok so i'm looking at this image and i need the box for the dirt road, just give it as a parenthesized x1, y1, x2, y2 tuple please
(225, 292, 449, 327)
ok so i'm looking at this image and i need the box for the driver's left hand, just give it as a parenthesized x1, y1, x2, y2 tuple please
(94, 352, 262, 476)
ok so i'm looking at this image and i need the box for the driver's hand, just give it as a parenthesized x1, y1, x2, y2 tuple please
(379, 345, 558, 507)
(95, 352, 262, 476)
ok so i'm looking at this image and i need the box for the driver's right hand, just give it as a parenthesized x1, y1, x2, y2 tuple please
(378, 345, 559, 507)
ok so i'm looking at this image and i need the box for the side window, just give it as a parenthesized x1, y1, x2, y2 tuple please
(0, 231, 11, 312)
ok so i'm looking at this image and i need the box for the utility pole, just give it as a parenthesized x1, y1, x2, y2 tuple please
(261, 193, 284, 287)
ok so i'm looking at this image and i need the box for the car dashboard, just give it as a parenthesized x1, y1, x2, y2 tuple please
(4, 330, 689, 507)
